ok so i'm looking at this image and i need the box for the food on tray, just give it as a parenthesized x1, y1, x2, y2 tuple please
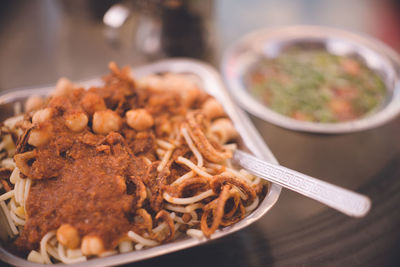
(244, 49, 386, 122)
(0, 63, 268, 264)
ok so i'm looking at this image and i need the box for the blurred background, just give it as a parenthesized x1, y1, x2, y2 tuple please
(1, 1, 400, 266)
(2, 0, 400, 89)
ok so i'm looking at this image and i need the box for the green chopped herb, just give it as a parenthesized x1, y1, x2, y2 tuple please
(244, 50, 386, 122)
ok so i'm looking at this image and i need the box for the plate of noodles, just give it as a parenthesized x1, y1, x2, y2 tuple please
(0, 59, 281, 266)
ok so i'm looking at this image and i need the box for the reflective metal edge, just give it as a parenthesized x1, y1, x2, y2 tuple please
(221, 25, 400, 133)
(0, 59, 282, 267)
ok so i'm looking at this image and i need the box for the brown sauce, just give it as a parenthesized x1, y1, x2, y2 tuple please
(13, 70, 173, 252)
(15, 115, 147, 252)
(11, 65, 251, 257)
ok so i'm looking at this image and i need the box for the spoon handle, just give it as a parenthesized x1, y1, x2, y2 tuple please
(233, 150, 371, 217)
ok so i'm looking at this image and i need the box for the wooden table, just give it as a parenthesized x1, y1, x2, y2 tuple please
(1, 1, 400, 266)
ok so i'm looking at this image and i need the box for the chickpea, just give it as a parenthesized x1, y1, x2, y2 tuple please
(25, 95, 44, 112)
(92, 109, 122, 134)
(51, 77, 75, 97)
(81, 235, 105, 256)
(80, 92, 106, 116)
(65, 112, 88, 132)
(210, 118, 238, 144)
(32, 108, 53, 124)
(126, 109, 154, 131)
(57, 224, 80, 249)
(202, 98, 225, 120)
(28, 124, 52, 147)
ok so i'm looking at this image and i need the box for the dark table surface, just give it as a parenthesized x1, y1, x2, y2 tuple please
(1, 0, 400, 266)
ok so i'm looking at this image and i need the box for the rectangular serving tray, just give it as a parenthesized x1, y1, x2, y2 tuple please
(0, 59, 281, 266)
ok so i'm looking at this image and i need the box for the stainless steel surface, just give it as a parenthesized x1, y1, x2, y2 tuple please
(234, 150, 370, 217)
(0, 59, 281, 266)
(222, 25, 400, 133)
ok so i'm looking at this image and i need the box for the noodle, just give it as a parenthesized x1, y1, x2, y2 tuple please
(9, 197, 17, 213)
(23, 179, 32, 204)
(9, 208, 25, 225)
(157, 149, 173, 172)
(3, 114, 24, 129)
(156, 148, 165, 157)
(0, 200, 18, 235)
(165, 204, 187, 213)
(181, 127, 203, 167)
(27, 250, 45, 264)
(99, 251, 118, 257)
(0, 190, 14, 201)
(245, 196, 260, 214)
(171, 171, 194, 185)
(226, 167, 253, 183)
(173, 213, 199, 226)
(152, 222, 167, 234)
(46, 244, 62, 261)
(58, 243, 87, 264)
(176, 156, 212, 178)
(186, 229, 204, 239)
(1, 158, 15, 169)
(0, 63, 269, 264)
(185, 203, 204, 212)
(10, 167, 20, 184)
(156, 139, 175, 150)
(15, 206, 26, 219)
(66, 249, 84, 259)
(127, 231, 159, 247)
(40, 231, 56, 264)
(118, 241, 134, 253)
(15, 178, 26, 205)
(135, 244, 144, 251)
(163, 189, 214, 205)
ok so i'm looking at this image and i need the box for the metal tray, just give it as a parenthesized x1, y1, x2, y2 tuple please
(0, 59, 281, 266)
(221, 25, 400, 133)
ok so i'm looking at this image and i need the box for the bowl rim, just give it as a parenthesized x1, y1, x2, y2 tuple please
(0, 58, 282, 266)
(221, 25, 400, 133)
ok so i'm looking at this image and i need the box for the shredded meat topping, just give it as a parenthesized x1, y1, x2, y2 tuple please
(8, 63, 267, 257)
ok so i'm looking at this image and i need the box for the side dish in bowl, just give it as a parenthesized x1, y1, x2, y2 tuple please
(0, 62, 272, 265)
(245, 48, 386, 123)
(222, 25, 400, 133)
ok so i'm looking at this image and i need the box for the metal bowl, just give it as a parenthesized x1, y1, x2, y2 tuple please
(221, 25, 400, 133)
(0, 59, 281, 266)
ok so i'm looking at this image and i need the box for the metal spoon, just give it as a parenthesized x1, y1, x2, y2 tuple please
(233, 150, 371, 217)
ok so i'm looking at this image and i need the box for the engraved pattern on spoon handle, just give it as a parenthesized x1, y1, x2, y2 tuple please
(234, 150, 371, 217)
